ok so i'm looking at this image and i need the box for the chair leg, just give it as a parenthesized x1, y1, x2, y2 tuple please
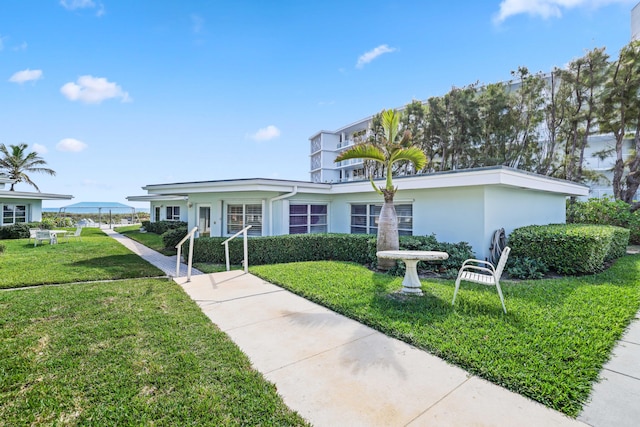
(452, 277, 462, 306)
(495, 280, 507, 314)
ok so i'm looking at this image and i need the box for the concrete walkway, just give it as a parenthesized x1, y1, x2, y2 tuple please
(106, 229, 639, 426)
(102, 227, 203, 277)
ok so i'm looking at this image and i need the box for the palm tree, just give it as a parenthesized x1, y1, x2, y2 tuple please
(0, 143, 56, 191)
(335, 109, 427, 270)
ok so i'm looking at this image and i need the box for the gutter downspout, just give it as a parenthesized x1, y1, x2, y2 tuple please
(268, 186, 298, 235)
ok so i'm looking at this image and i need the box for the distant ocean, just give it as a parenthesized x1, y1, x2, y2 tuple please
(42, 207, 150, 214)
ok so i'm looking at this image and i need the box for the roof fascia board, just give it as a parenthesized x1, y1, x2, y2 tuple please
(0, 191, 73, 200)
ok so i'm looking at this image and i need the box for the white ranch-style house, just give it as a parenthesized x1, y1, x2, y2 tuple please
(128, 166, 587, 261)
(0, 177, 73, 225)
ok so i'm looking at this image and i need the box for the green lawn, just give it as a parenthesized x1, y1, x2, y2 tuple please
(114, 225, 175, 255)
(0, 228, 164, 289)
(0, 278, 307, 426)
(250, 256, 640, 417)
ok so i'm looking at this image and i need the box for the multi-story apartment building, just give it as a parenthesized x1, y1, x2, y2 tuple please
(310, 4, 640, 198)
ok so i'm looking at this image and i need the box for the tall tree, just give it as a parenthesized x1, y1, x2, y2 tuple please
(0, 143, 56, 191)
(599, 40, 640, 202)
(557, 47, 609, 183)
(335, 110, 427, 270)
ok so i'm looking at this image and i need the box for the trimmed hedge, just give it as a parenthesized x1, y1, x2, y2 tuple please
(141, 220, 187, 235)
(0, 222, 38, 240)
(191, 234, 376, 266)
(508, 224, 630, 274)
(162, 227, 188, 249)
(567, 197, 640, 244)
(190, 233, 473, 277)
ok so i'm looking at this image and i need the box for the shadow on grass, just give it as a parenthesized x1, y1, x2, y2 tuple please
(68, 254, 164, 278)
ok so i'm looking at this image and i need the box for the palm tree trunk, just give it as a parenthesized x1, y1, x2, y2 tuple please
(377, 191, 399, 270)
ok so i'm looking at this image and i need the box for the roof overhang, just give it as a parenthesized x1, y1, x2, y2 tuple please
(330, 166, 589, 197)
(136, 178, 331, 196)
(126, 195, 189, 202)
(128, 167, 588, 201)
(0, 191, 74, 201)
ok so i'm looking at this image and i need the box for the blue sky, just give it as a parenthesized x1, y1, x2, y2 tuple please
(1, 0, 638, 208)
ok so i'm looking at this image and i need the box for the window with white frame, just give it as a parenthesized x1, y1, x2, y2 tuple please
(227, 203, 262, 236)
(166, 206, 180, 221)
(154, 206, 161, 222)
(3, 204, 27, 225)
(350, 203, 412, 236)
(289, 204, 327, 234)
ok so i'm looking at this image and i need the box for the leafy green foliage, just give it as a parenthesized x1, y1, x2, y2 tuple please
(387, 235, 474, 278)
(162, 226, 188, 249)
(0, 279, 308, 426)
(567, 197, 640, 244)
(141, 220, 187, 235)
(192, 234, 376, 266)
(191, 233, 471, 277)
(506, 256, 548, 279)
(251, 257, 640, 416)
(0, 222, 33, 239)
(508, 224, 630, 274)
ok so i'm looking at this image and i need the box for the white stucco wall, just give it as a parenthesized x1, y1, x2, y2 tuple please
(0, 198, 42, 223)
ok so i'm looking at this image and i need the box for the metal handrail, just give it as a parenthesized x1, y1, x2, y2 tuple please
(175, 226, 198, 281)
(221, 225, 252, 273)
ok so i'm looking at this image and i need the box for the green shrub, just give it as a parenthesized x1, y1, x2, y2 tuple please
(506, 256, 548, 279)
(387, 235, 474, 278)
(567, 197, 640, 244)
(39, 218, 55, 230)
(190, 233, 471, 277)
(191, 234, 376, 266)
(144, 220, 187, 235)
(0, 223, 32, 239)
(508, 224, 630, 274)
(162, 227, 188, 249)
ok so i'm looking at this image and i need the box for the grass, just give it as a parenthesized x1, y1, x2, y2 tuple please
(0, 228, 164, 289)
(0, 278, 308, 426)
(250, 256, 640, 417)
(114, 225, 176, 255)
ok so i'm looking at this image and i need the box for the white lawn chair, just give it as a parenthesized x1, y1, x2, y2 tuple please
(452, 247, 511, 313)
(28, 228, 38, 243)
(66, 227, 82, 242)
(34, 230, 53, 247)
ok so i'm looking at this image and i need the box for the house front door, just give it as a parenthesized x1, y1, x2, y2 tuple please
(198, 206, 211, 237)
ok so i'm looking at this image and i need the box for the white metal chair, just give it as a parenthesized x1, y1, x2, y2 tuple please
(66, 227, 82, 242)
(28, 228, 38, 243)
(452, 247, 511, 313)
(34, 230, 53, 247)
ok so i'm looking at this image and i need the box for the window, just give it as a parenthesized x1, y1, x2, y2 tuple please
(350, 203, 412, 236)
(166, 206, 180, 221)
(154, 206, 161, 222)
(3, 204, 27, 225)
(227, 204, 262, 236)
(289, 204, 327, 234)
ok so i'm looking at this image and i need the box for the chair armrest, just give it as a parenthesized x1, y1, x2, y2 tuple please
(460, 259, 496, 272)
(459, 265, 495, 276)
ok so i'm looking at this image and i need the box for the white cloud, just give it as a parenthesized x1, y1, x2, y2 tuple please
(57, 138, 88, 152)
(32, 144, 48, 154)
(60, 0, 95, 10)
(60, 75, 131, 104)
(9, 69, 43, 84)
(493, 0, 632, 24)
(249, 125, 281, 141)
(356, 44, 396, 69)
(191, 14, 205, 34)
(13, 42, 28, 51)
